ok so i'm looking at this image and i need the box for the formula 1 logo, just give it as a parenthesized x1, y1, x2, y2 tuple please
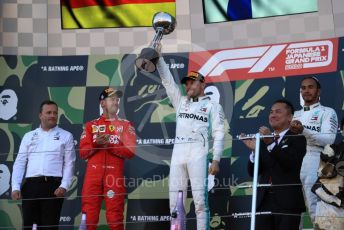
(189, 38, 338, 82)
(198, 45, 286, 77)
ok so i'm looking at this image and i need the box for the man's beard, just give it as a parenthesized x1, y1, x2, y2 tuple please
(303, 96, 318, 104)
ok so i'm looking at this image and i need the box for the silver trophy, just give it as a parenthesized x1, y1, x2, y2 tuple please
(135, 12, 176, 73)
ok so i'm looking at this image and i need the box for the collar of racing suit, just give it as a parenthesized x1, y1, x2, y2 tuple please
(303, 102, 320, 111)
(38, 125, 59, 132)
(190, 95, 210, 102)
(100, 114, 120, 122)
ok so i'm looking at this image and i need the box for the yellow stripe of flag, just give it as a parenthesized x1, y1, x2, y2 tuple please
(62, 3, 176, 29)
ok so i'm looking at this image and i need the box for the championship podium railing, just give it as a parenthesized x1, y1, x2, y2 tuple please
(1, 130, 343, 229)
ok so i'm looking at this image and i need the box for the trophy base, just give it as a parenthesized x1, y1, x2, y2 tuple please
(135, 47, 160, 73)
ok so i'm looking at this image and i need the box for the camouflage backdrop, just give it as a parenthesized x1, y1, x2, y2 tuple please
(1, 37, 344, 229)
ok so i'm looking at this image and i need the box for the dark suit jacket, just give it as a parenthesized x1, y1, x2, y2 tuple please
(247, 130, 307, 212)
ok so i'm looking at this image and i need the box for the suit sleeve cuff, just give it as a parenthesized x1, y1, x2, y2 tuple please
(212, 155, 221, 162)
(60, 181, 69, 190)
(12, 184, 21, 192)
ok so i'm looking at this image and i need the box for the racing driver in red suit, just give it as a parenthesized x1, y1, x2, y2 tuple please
(80, 87, 136, 229)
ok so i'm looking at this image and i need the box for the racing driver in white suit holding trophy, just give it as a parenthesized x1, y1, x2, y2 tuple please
(156, 46, 225, 230)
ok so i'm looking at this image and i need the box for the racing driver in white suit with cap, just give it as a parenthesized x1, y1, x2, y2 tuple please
(156, 50, 225, 230)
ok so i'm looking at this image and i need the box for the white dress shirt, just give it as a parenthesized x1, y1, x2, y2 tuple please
(249, 129, 289, 163)
(12, 126, 76, 191)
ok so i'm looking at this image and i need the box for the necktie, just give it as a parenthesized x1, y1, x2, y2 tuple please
(273, 134, 280, 146)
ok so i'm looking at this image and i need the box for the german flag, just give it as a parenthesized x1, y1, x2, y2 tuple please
(61, 0, 176, 29)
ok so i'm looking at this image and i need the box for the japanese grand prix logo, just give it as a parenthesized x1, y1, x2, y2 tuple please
(189, 39, 338, 82)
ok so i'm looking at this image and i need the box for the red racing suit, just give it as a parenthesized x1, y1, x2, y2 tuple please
(79, 115, 136, 230)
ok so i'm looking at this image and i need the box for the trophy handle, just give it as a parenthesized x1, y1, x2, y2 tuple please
(150, 27, 164, 48)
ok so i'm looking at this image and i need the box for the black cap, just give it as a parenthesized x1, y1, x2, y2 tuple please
(181, 71, 205, 84)
(99, 87, 123, 101)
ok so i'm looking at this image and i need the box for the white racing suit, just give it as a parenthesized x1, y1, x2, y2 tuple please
(157, 57, 225, 230)
(311, 142, 344, 230)
(293, 102, 338, 222)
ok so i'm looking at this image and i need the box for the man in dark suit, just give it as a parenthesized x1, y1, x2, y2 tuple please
(242, 99, 307, 230)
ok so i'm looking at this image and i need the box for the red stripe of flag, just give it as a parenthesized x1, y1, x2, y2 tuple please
(61, 0, 175, 8)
